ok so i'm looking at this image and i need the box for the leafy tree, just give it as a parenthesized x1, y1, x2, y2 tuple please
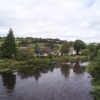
(44, 42, 54, 50)
(41, 49, 49, 54)
(61, 41, 70, 55)
(54, 45, 59, 50)
(96, 43, 100, 50)
(27, 48, 35, 59)
(88, 43, 97, 59)
(17, 49, 28, 60)
(74, 39, 85, 54)
(18, 40, 28, 47)
(1, 29, 16, 58)
(34, 43, 41, 55)
(69, 41, 74, 47)
(88, 50, 100, 100)
(81, 49, 90, 57)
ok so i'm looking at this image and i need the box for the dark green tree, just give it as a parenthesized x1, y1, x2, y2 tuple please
(97, 43, 100, 50)
(74, 39, 85, 54)
(88, 43, 97, 59)
(1, 28, 16, 58)
(34, 43, 41, 55)
(61, 41, 70, 55)
(44, 42, 54, 50)
(88, 50, 100, 100)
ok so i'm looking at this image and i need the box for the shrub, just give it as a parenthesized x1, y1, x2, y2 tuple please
(88, 50, 100, 100)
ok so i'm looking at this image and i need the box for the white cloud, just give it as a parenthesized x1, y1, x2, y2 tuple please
(0, 0, 100, 43)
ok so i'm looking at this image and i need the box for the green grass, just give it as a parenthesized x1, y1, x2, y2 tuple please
(0, 41, 4, 46)
(28, 43, 45, 47)
(15, 40, 22, 45)
(28, 43, 62, 48)
(0, 60, 28, 71)
(0, 39, 22, 46)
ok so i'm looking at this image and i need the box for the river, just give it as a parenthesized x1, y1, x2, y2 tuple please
(0, 61, 92, 100)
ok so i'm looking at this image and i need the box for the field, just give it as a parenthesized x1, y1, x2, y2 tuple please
(0, 39, 62, 50)
(0, 39, 21, 46)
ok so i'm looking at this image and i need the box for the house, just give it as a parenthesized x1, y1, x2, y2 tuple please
(69, 47, 76, 56)
(41, 47, 57, 56)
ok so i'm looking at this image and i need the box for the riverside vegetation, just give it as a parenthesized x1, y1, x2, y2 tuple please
(88, 51, 100, 100)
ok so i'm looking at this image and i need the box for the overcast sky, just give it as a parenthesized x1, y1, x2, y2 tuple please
(0, 0, 100, 43)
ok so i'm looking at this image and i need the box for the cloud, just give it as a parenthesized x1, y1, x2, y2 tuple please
(0, 0, 100, 43)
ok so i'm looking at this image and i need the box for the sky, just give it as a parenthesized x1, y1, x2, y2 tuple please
(0, 0, 100, 43)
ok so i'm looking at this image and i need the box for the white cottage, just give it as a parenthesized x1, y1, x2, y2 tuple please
(69, 47, 76, 56)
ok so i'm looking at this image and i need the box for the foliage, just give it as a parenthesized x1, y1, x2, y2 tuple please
(34, 43, 41, 55)
(61, 41, 70, 55)
(88, 51, 100, 78)
(41, 49, 49, 54)
(54, 44, 60, 51)
(1, 29, 17, 58)
(44, 42, 54, 50)
(91, 85, 100, 100)
(74, 39, 86, 54)
(48, 52, 53, 59)
(0, 60, 27, 71)
(81, 49, 90, 57)
(18, 40, 28, 47)
(96, 43, 100, 50)
(27, 58, 50, 66)
(88, 50, 100, 100)
(69, 41, 74, 47)
(27, 48, 35, 59)
(17, 49, 28, 60)
(88, 43, 97, 59)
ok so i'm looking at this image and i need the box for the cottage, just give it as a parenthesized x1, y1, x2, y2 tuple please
(69, 47, 76, 56)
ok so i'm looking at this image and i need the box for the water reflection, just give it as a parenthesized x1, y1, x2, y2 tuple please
(17, 61, 87, 80)
(17, 68, 41, 81)
(60, 63, 70, 77)
(73, 61, 86, 73)
(60, 61, 87, 77)
(0, 61, 92, 100)
(1, 72, 16, 92)
(17, 64, 55, 80)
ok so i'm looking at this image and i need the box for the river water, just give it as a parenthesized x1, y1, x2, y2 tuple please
(0, 61, 92, 100)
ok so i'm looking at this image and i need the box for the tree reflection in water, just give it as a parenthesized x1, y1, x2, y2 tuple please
(1, 72, 16, 93)
(60, 63, 70, 77)
(17, 64, 55, 81)
(60, 61, 87, 77)
(17, 68, 41, 81)
(73, 61, 86, 73)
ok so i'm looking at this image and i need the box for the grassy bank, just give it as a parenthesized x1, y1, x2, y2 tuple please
(0, 56, 87, 72)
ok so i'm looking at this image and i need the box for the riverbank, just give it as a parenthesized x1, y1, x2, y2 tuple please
(0, 56, 87, 72)
(87, 52, 100, 100)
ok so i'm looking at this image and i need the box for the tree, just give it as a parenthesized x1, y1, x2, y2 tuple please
(61, 41, 70, 55)
(81, 49, 90, 58)
(97, 43, 100, 50)
(1, 29, 16, 58)
(27, 48, 35, 59)
(88, 50, 100, 100)
(88, 43, 97, 59)
(44, 42, 54, 50)
(17, 49, 28, 60)
(18, 40, 28, 47)
(34, 43, 41, 56)
(74, 39, 85, 54)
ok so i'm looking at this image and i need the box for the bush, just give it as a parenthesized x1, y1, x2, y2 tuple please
(16, 49, 28, 61)
(88, 50, 100, 100)
(27, 58, 50, 66)
(91, 85, 100, 100)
